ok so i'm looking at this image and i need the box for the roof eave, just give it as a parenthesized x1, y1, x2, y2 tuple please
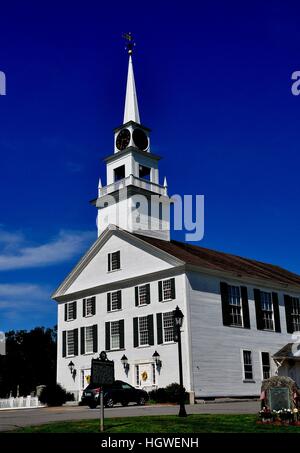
(103, 146, 161, 163)
(185, 263, 300, 292)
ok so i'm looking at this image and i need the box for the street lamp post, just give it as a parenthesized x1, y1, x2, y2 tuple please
(173, 305, 187, 417)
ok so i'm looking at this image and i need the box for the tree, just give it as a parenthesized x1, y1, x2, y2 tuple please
(0, 326, 57, 398)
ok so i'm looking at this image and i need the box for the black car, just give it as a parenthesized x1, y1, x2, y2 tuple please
(81, 380, 149, 408)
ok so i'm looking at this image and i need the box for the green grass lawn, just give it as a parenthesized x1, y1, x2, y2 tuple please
(9, 414, 300, 433)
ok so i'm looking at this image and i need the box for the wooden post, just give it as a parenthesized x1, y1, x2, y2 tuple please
(100, 389, 104, 432)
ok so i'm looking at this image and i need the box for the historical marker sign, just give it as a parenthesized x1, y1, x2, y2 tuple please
(268, 387, 291, 411)
(91, 354, 114, 386)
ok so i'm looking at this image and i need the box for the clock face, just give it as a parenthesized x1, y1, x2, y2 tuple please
(116, 129, 130, 151)
(132, 128, 148, 151)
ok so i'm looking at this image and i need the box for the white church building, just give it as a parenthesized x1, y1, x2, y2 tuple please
(53, 47, 300, 402)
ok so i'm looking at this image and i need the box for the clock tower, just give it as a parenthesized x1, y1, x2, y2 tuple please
(92, 37, 171, 241)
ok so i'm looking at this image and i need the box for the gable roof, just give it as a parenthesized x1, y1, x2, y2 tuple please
(52, 225, 300, 300)
(133, 233, 300, 289)
(272, 343, 300, 360)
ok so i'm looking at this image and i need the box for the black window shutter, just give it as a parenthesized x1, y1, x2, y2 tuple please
(241, 286, 250, 329)
(73, 329, 78, 356)
(148, 315, 154, 345)
(73, 301, 77, 320)
(146, 284, 151, 304)
(93, 325, 98, 353)
(108, 253, 111, 271)
(157, 313, 163, 344)
(170, 278, 176, 299)
(83, 299, 86, 317)
(64, 304, 68, 321)
(272, 292, 281, 332)
(62, 331, 66, 357)
(254, 289, 264, 330)
(92, 297, 96, 315)
(220, 282, 231, 326)
(133, 317, 139, 347)
(105, 322, 110, 351)
(116, 251, 120, 269)
(117, 290, 122, 310)
(119, 320, 125, 349)
(284, 295, 294, 333)
(135, 287, 139, 306)
(107, 293, 111, 312)
(81, 327, 85, 355)
(158, 281, 163, 302)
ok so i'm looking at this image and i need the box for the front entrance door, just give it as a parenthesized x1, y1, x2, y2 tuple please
(136, 363, 155, 388)
(80, 369, 91, 397)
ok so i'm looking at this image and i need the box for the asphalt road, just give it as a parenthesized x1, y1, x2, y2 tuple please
(0, 400, 260, 432)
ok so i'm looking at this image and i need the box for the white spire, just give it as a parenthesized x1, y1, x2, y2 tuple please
(123, 55, 140, 124)
(98, 178, 102, 196)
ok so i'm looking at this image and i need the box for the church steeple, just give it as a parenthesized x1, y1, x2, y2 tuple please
(93, 34, 171, 242)
(123, 55, 140, 124)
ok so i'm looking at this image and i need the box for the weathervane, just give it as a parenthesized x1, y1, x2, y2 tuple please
(122, 32, 135, 55)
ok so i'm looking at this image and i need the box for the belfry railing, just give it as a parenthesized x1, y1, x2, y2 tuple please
(98, 174, 167, 197)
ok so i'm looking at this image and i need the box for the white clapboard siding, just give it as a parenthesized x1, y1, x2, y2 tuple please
(187, 271, 297, 397)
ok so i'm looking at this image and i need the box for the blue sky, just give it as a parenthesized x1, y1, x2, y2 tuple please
(1, 0, 300, 331)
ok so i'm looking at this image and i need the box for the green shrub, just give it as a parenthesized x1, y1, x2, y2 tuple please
(66, 391, 75, 402)
(149, 383, 188, 404)
(39, 383, 67, 407)
(165, 383, 187, 403)
(149, 387, 167, 403)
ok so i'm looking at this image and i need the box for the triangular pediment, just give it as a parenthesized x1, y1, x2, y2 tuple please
(52, 226, 184, 300)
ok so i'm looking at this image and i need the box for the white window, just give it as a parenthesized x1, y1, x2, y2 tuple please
(291, 297, 300, 331)
(111, 291, 120, 311)
(260, 292, 274, 330)
(139, 316, 149, 346)
(66, 302, 76, 321)
(85, 326, 94, 354)
(228, 285, 243, 327)
(108, 251, 120, 271)
(243, 350, 253, 380)
(110, 321, 120, 350)
(67, 330, 75, 356)
(162, 279, 172, 301)
(137, 284, 149, 306)
(85, 297, 94, 317)
(163, 312, 174, 342)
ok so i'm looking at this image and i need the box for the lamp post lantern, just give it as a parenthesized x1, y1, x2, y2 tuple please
(121, 354, 129, 373)
(68, 361, 75, 375)
(152, 350, 162, 370)
(173, 305, 187, 417)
